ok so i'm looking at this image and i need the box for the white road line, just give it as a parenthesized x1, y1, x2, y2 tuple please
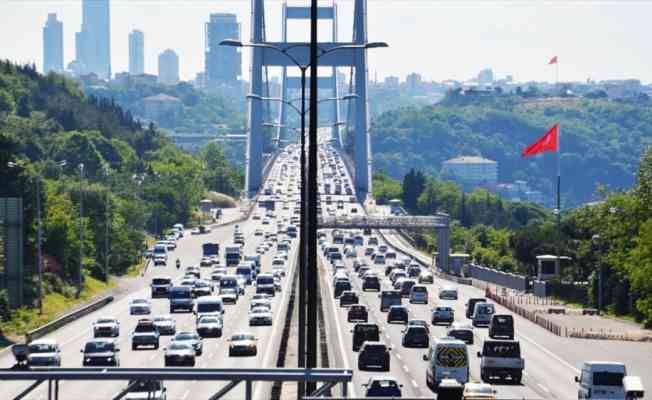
(403, 364, 409, 373)
(395, 353, 402, 360)
(518, 332, 580, 374)
(148, 353, 158, 361)
(411, 379, 419, 388)
(182, 389, 190, 400)
(537, 383, 551, 393)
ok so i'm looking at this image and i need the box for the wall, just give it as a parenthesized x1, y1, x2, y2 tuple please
(468, 263, 528, 291)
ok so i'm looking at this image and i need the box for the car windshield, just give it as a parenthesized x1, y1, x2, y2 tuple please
(483, 342, 521, 358)
(251, 307, 269, 314)
(175, 333, 197, 341)
(152, 278, 170, 285)
(134, 324, 154, 333)
(199, 317, 219, 324)
(356, 325, 378, 334)
(170, 289, 190, 299)
(129, 381, 162, 393)
(593, 372, 625, 386)
(28, 343, 57, 353)
(257, 276, 274, 285)
(371, 380, 398, 389)
(84, 341, 114, 352)
(197, 302, 222, 312)
(96, 318, 115, 324)
(132, 299, 147, 305)
(154, 316, 171, 323)
(232, 334, 255, 341)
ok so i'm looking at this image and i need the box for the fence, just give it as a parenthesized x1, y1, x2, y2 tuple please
(486, 289, 565, 336)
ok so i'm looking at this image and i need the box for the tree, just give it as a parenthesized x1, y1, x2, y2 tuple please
(402, 168, 426, 211)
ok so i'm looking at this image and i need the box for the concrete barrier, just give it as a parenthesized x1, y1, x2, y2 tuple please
(25, 295, 114, 343)
(468, 264, 528, 292)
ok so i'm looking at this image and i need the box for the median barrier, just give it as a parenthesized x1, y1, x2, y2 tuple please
(547, 307, 566, 314)
(26, 295, 114, 343)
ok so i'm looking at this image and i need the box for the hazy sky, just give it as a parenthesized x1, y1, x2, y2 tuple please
(2, 0, 652, 83)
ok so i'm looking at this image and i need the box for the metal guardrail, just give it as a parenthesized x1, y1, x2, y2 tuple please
(318, 215, 448, 229)
(25, 295, 114, 343)
(0, 368, 353, 400)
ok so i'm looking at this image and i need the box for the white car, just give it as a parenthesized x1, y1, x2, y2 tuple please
(196, 315, 223, 338)
(124, 380, 167, 400)
(249, 306, 273, 326)
(93, 317, 120, 337)
(129, 299, 152, 315)
(153, 315, 176, 335)
(438, 286, 458, 300)
(27, 339, 62, 367)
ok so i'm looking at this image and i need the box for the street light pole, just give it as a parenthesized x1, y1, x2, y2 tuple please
(77, 163, 84, 298)
(298, 65, 307, 381)
(104, 167, 110, 283)
(35, 175, 43, 314)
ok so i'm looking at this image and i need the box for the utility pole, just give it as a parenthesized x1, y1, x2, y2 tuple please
(104, 167, 110, 283)
(35, 176, 43, 314)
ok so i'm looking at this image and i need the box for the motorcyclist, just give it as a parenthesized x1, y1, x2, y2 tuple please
(176, 258, 180, 269)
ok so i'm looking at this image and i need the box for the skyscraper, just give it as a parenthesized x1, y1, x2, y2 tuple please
(129, 30, 144, 75)
(204, 13, 241, 86)
(158, 49, 179, 85)
(43, 13, 63, 74)
(75, 0, 111, 79)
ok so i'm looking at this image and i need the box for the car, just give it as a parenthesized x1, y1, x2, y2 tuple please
(431, 306, 455, 326)
(228, 333, 258, 356)
(274, 276, 282, 292)
(478, 339, 524, 383)
(447, 323, 474, 345)
(249, 306, 273, 326)
(150, 276, 173, 297)
(200, 257, 212, 268)
(196, 315, 223, 337)
(129, 299, 152, 315)
(419, 271, 434, 284)
(364, 247, 375, 256)
(575, 361, 628, 400)
(254, 228, 264, 236)
(250, 298, 272, 312)
(439, 286, 459, 300)
(406, 319, 430, 334)
(362, 274, 381, 291)
(410, 285, 429, 304)
(191, 227, 201, 235)
(192, 280, 213, 298)
(82, 338, 120, 366)
(488, 314, 514, 340)
(363, 376, 403, 398)
(463, 382, 496, 400)
(164, 341, 195, 367)
(358, 342, 391, 371)
(124, 380, 167, 400)
(172, 331, 203, 356)
(153, 315, 176, 336)
(472, 303, 496, 327)
(339, 291, 359, 307)
(131, 319, 160, 350)
(220, 287, 239, 304)
(27, 339, 62, 367)
(93, 317, 120, 337)
(387, 305, 409, 324)
(401, 325, 430, 348)
(347, 304, 369, 323)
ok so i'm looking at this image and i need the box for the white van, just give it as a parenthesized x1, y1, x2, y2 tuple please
(576, 361, 627, 400)
(423, 337, 469, 390)
(194, 296, 224, 322)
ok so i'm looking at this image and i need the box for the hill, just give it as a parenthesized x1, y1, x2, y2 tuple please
(370, 92, 652, 207)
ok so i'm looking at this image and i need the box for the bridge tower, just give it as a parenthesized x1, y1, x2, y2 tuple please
(244, 0, 375, 198)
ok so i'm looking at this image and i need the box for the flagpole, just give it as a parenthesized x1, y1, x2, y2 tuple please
(556, 125, 561, 275)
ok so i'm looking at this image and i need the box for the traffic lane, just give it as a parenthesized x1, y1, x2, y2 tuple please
(344, 244, 542, 400)
(320, 252, 421, 399)
(0, 217, 265, 399)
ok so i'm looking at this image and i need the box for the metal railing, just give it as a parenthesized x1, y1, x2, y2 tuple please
(318, 215, 448, 229)
(1, 368, 353, 400)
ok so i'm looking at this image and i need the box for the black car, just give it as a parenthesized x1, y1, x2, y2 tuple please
(334, 279, 352, 298)
(362, 275, 381, 291)
(347, 305, 368, 323)
(387, 305, 409, 324)
(488, 314, 514, 339)
(82, 339, 120, 366)
(351, 323, 380, 351)
(339, 291, 359, 307)
(364, 377, 402, 398)
(401, 326, 429, 348)
(358, 342, 390, 371)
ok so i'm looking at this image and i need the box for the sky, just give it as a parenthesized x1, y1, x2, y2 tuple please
(2, 0, 652, 84)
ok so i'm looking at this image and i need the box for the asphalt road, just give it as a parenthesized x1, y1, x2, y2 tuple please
(1, 156, 299, 400)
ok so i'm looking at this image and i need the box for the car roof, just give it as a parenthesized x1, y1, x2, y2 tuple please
(30, 338, 57, 345)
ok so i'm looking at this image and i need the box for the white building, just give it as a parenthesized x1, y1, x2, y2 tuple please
(158, 49, 179, 85)
(442, 156, 498, 188)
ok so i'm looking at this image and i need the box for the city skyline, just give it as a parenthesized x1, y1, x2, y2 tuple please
(3, 1, 652, 83)
(128, 29, 144, 75)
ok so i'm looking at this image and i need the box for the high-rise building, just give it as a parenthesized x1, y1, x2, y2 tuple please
(43, 13, 64, 74)
(158, 49, 179, 85)
(204, 13, 241, 86)
(129, 30, 144, 75)
(477, 68, 494, 85)
(74, 0, 111, 79)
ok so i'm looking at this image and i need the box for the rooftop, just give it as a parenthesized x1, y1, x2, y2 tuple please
(444, 156, 496, 165)
(143, 93, 182, 103)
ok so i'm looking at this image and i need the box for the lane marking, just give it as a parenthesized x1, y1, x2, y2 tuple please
(403, 364, 409, 373)
(182, 389, 190, 400)
(411, 379, 419, 388)
(395, 353, 402, 360)
(518, 332, 580, 374)
(537, 383, 551, 393)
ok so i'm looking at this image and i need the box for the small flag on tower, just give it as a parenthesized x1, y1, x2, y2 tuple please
(548, 56, 558, 65)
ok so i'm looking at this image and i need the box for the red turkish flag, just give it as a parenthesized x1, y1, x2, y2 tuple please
(522, 124, 559, 157)
(548, 56, 558, 65)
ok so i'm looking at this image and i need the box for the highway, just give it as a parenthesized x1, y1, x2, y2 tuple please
(0, 150, 301, 400)
(3, 140, 652, 400)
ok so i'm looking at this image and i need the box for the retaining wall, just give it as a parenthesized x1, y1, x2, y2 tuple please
(468, 264, 528, 291)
